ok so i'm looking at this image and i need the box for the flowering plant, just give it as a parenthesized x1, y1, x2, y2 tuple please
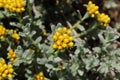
(0, 0, 120, 80)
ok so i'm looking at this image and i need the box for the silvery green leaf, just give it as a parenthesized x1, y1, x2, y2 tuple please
(14, 58, 23, 66)
(56, 23, 62, 27)
(0, 11, 4, 18)
(29, 30, 36, 37)
(70, 63, 79, 76)
(78, 70, 84, 76)
(37, 58, 47, 64)
(25, 69, 32, 74)
(15, 46, 23, 56)
(74, 49, 80, 55)
(29, 0, 34, 4)
(77, 24, 85, 31)
(22, 39, 29, 47)
(98, 62, 109, 74)
(51, 24, 56, 32)
(35, 36, 42, 43)
(82, 12, 89, 21)
(105, 0, 117, 9)
(98, 32, 105, 43)
(22, 50, 34, 64)
(92, 47, 101, 53)
(53, 57, 62, 63)
(19, 32, 26, 37)
(45, 64, 54, 69)
(10, 22, 22, 28)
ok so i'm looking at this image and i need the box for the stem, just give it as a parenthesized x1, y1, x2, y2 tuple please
(18, 13, 22, 24)
(54, 50, 59, 57)
(27, 0, 33, 19)
(72, 12, 89, 29)
(74, 23, 97, 38)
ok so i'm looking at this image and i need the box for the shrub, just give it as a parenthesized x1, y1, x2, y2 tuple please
(0, 0, 120, 80)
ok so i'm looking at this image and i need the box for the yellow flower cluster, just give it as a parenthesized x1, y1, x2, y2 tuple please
(97, 13, 110, 27)
(0, 58, 14, 80)
(7, 49, 17, 63)
(0, 25, 8, 39)
(87, 1, 110, 27)
(52, 27, 74, 50)
(34, 72, 45, 80)
(87, 1, 99, 18)
(0, 0, 25, 13)
(11, 31, 20, 41)
(0, 25, 20, 41)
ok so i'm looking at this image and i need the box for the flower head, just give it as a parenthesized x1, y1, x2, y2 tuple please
(0, 58, 14, 80)
(0, 0, 25, 13)
(97, 13, 110, 27)
(0, 25, 7, 39)
(7, 49, 17, 63)
(87, 1, 99, 18)
(11, 30, 20, 41)
(52, 27, 74, 50)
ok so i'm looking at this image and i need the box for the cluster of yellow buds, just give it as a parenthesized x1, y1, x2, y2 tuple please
(97, 13, 110, 27)
(0, 25, 20, 41)
(0, 25, 8, 39)
(0, 58, 14, 80)
(87, 1, 99, 18)
(11, 30, 20, 41)
(52, 27, 74, 50)
(7, 49, 17, 63)
(0, 0, 25, 13)
(34, 72, 45, 80)
(87, 1, 110, 27)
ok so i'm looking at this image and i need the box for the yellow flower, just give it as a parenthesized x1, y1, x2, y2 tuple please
(58, 46, 62, 50)
(0, 0, 3, 8)
(52, 35, 58, 41)
(7, 49, 17, 63)
(52, 43, 57, 49)
(52, 27, 74, 50)
(11, 31, 20, 41)
(87, 1, 99, 18)
(62, 43, 67, 48)
(1, 0, 25, 13)
(57, 27, 62, 32)
(34, 72, 45, 80)
(68, 42, 74, 47)
(0, 25, 7, 39)
(97, 13, 110, 27)
(0, 58, 14, 79)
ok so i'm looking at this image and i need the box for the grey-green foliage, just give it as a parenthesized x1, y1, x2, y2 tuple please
(15, 46, 34, 66)
(0, 0, 120, 80)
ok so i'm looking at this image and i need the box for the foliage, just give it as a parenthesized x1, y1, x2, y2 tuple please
(0, 0, 120, 80)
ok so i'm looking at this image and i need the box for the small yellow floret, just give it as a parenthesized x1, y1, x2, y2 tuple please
(87, 1, 99, 18)
(97, 13, 110, 27)
(34, 72, 45, 80)
(11, 31, 20, 41)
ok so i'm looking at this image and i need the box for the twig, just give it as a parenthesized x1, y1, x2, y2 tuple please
(66, 21, 82, 42)
(32, 4, 39, 16)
